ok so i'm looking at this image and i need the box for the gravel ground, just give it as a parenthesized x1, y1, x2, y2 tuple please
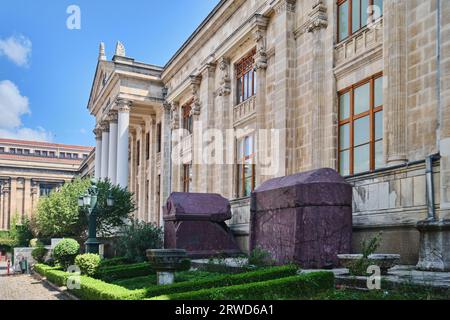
(0, 262, 67, 300)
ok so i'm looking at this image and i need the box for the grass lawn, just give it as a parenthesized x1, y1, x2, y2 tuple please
(112, 271, 222, 290)
(313, 287, 450, 300)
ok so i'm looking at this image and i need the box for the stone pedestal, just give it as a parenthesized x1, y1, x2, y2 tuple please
(146, 249, 190, 286)
(250, 168, 353, 268)
(163, 192, 241, 258)
(416, 220, 450, 272)
(157, 272, 175, 285)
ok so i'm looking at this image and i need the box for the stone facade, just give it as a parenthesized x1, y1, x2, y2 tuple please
(87, 0, 449, 264)
(0, 139, 93, 230)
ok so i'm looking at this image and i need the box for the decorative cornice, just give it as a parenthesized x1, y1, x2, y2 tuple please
(306, 0, 328, 33)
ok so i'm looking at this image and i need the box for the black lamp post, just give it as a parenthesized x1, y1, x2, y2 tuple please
(78, 178, 114, 254)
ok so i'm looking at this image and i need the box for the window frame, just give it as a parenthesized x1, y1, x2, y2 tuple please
(236, 135, 256, 198)
(338, 72, 383, 176)
(337, 0, 383, 43)
(235, 49, 257, 105)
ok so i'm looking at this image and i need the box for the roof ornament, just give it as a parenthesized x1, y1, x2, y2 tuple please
(99, 42, 106, 61)
(115, 41, 126, 57)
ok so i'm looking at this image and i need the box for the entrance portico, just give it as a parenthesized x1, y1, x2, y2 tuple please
(87, 42, 168, 225)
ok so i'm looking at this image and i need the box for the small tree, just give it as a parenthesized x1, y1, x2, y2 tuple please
(35, 178, 135, 240)
(115, 220, 163, 263)
(52, 238, 80, 270)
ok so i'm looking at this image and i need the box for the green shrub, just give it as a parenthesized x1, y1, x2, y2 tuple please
(96, 262, 154, 282)
(142, 265, 298, 298)
(152, 272, 335, 300)
(115, 220, 163, 263)
(348, 233, 383, 276)
(69, 276, 145, 300)
(75, 254, 101, 276)
(99, 257, 130, 268)
(248, 247, 275, 268)
(34, 263, 61, 277)
(45, 269, 70, 287)
(52, 238, 80, 270)
(32, 246, 48, 263)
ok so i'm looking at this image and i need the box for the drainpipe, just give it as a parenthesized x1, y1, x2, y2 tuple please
(425, 154, 441, 221)
(436, 0, 442, 145)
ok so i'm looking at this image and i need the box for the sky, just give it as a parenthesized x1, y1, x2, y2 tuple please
(0, 0, 220, 147)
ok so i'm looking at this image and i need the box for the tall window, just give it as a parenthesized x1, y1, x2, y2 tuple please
(339, 74, 383, 176)
(136, 140, 141, 166)
(183, 103, 193, 134)
(183, 164, 192, 193)
(337, 0, 383, 42)
(156, 123, 162, 153)
(236, 49, 257, 104)
(40, 183, 57, 197)
(236, 135, 255, 198)
(145, 132, 150, 160)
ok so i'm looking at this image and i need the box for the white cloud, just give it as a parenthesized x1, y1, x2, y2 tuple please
(0, 80, 53, 142)
(0, 35, 32, 67)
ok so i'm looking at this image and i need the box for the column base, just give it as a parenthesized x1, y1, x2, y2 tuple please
(416, 220, 450, 272)
(85, 238, 100, 254)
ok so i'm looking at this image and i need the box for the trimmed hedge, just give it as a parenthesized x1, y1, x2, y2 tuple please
(34, 264, 62, 277)
(68, 276, 146, 300)
(151, 272, 335, 300)
(142, 265, 298, 298)
(45, 270, 70, 287)
(96, 262, 154, 281)
(99, 257, 130, 268)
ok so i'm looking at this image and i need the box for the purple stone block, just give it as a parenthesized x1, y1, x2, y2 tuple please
(250, 168, 353, 268)
(164, 192, 241, 258)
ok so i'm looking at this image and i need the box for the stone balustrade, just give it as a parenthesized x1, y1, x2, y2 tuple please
(334, 18, 383, 67)
(233, 95, 256, 126)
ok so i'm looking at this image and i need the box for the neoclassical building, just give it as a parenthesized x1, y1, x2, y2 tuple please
(0, 139, 94, 230)
(88, 0, 450, 265)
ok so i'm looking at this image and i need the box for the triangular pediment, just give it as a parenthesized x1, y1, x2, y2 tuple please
(87, 60, 114, 111)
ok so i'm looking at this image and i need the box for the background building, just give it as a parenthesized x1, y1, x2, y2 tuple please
(87, 0, 450, 265)
(0, 139, 93, 230)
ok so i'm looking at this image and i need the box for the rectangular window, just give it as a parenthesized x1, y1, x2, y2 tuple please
(42, 151, 48, 157)
(49, 151, 55, 157)
(156, 123, 162, 153)
(137, 140, 141, 166)
(338, 74, 383, 176)
(183, 103, 193, 134)
(0, 147, 4, 153)
(39, 183, 57, 197)
(183, 164, 192, 193)
(146, 132, 150, 160)
(337, 0, 383, 42)
(235, 49, 256, 104)
(35, 150, 41, 156)
(10, 148, 16, 154)
(236, 135, 255, 198)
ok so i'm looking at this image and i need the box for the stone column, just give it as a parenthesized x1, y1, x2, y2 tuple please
(24, 179, 32, 219)
(384, 0, 408, 165)
(190, 75, 202, 193)
(94, 128, 103, 180)
(160, 101, 172, 228)
(2, 182, 10, 229)
(306, 1, 328, 169)
(100, 121, 110, 180)
(117, 100, 132, 188)
(272, 0, 296, 177)
(253, 15, 270, 185)
(217, 57, 233, 198)
(9, 178, 17, 223)
(108, 111, 118, 185)
(0, 182, 4, 230)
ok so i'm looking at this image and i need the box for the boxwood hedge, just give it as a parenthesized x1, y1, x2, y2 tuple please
(95, 262, 154, 282)
(141, 265, 298, 298)
(151, 272, 335, 300)
(34, 264, 62, 277)
(45, 269, 70, 287)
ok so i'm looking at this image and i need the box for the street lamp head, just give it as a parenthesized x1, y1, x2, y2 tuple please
(107, 194, 114, 207)
(83, 194, 91, 207)
(78, 196, 84, 208)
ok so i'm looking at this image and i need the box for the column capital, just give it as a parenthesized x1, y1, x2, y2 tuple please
(116, 99, 132, 112)
(100, 121, 110, 132)
(93, 127, 103, 139)
(218, 57, 231, 97)
(108, 110, 118, 123)
(189, 75, 202, 116)
(273, 0, 296, 16)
